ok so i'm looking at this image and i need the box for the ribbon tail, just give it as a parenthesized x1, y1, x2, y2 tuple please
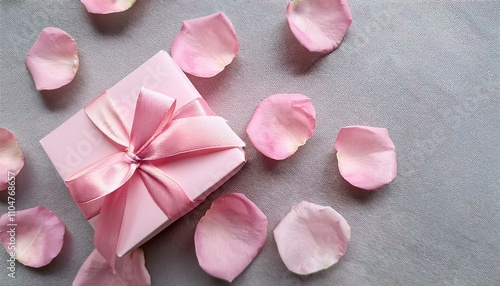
(139, 163, 195, 220)
(94, 181, 130, 271)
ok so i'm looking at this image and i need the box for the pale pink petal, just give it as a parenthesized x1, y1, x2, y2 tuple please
(0, 206, 65, 268)
(286, 0, 352, 53)
(246, 93, 316, 160)
(171, 12, 240, 77)
(334, 125, 397, 190)
(81, 0, 136, 14)
(73, 248, 151, 286)
(0, 128, 24, 190)
(195, 193, 268, 282)
(274, 201, 351, 275)
(25, 27, 79, 91)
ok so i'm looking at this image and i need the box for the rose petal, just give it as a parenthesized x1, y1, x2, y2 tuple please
(195, 193, 268, 282)
(0, 128, 24, 190)
(73, 248, 151, 286)
(171, 12, 240, 77)
(246, 93, 316, 160)
(286, 0, 352, 53)
(334, 125, 397, 190)
(25, 27, 79, 91)
(81, 0, 136, 14)
(0, 206, 65, 268)
(274, 201, 351, 275)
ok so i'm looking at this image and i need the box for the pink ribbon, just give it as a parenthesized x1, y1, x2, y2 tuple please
(65, 88, 244, 267)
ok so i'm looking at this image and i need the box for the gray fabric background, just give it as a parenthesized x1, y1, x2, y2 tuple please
(0, 0, 499, 285)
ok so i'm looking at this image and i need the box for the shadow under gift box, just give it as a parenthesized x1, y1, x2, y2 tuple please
(40, 50, 246, 257)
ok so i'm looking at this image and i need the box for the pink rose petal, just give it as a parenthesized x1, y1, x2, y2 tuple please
(334, 125, 397, 190)
(81, 0, 136, 14)
(26, 27, 79, 91)
(286, 0, 352, 53)
(0, 128, 24, 190)
(246, 93, 316, 160)
(274, 201, 351, 275)
(195, 193, 268, 282)
(73, 248, 151, 286)
(0, 206, 65, 268)
(171, 12, 240, 77)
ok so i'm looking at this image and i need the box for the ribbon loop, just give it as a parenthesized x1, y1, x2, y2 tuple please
(85, 92, 130, 147)
(130, 88, 176, 154)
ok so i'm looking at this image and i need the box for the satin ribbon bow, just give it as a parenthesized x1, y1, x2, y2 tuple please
(65, 88, 244, 267)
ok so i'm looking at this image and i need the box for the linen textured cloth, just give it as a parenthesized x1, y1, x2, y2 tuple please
(0, 0, 499, 285)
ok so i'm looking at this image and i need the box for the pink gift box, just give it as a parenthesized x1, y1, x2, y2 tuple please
(40, 51, 246, 257)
